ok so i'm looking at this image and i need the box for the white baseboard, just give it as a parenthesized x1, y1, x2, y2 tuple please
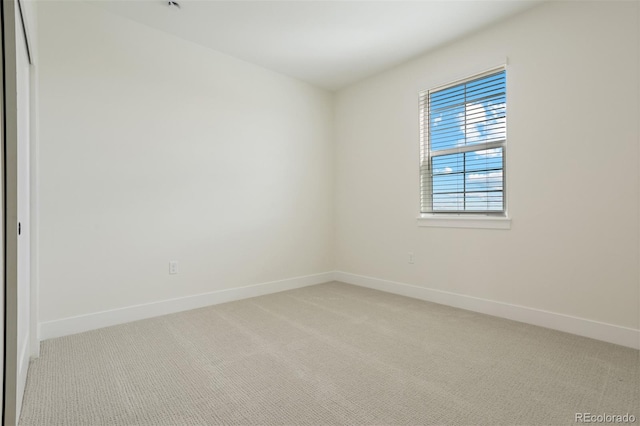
(39, 272, 335, 340)
(334, 271, 640, 350)
(39, 270, 640, 350)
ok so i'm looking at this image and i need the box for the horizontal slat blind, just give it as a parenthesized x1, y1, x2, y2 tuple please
(420, 69, 506, 214)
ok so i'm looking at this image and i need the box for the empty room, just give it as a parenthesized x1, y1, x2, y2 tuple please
(1, 0, 639, 424)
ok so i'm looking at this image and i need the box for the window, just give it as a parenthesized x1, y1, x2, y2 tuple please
(420, 68, 506, 215)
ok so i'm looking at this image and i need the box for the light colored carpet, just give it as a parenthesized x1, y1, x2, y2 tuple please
(19, 282, 639, 425)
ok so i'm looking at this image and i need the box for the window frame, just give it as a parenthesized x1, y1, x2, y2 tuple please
(419, 66, 508, 218)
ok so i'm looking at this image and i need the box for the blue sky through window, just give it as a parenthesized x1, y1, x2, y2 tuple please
(427, 70, 506, 212)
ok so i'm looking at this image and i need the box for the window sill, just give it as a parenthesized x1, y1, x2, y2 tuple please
(417, 214, 511, 230)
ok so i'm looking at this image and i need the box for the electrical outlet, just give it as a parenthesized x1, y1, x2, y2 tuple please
(169, 261, 179, 275)
(408, 252, 415, 264)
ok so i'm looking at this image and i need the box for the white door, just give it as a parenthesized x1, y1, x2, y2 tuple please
(1, 1, 31, 423)
(16, 5, 31, 411)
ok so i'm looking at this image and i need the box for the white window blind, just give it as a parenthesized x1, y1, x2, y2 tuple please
(420, 68, 506, 214)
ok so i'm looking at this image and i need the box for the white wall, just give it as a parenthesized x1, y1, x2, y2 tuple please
(37, 2, 334, 324)
(37, 1, 640, 345)
(335, 1, 640, 331)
